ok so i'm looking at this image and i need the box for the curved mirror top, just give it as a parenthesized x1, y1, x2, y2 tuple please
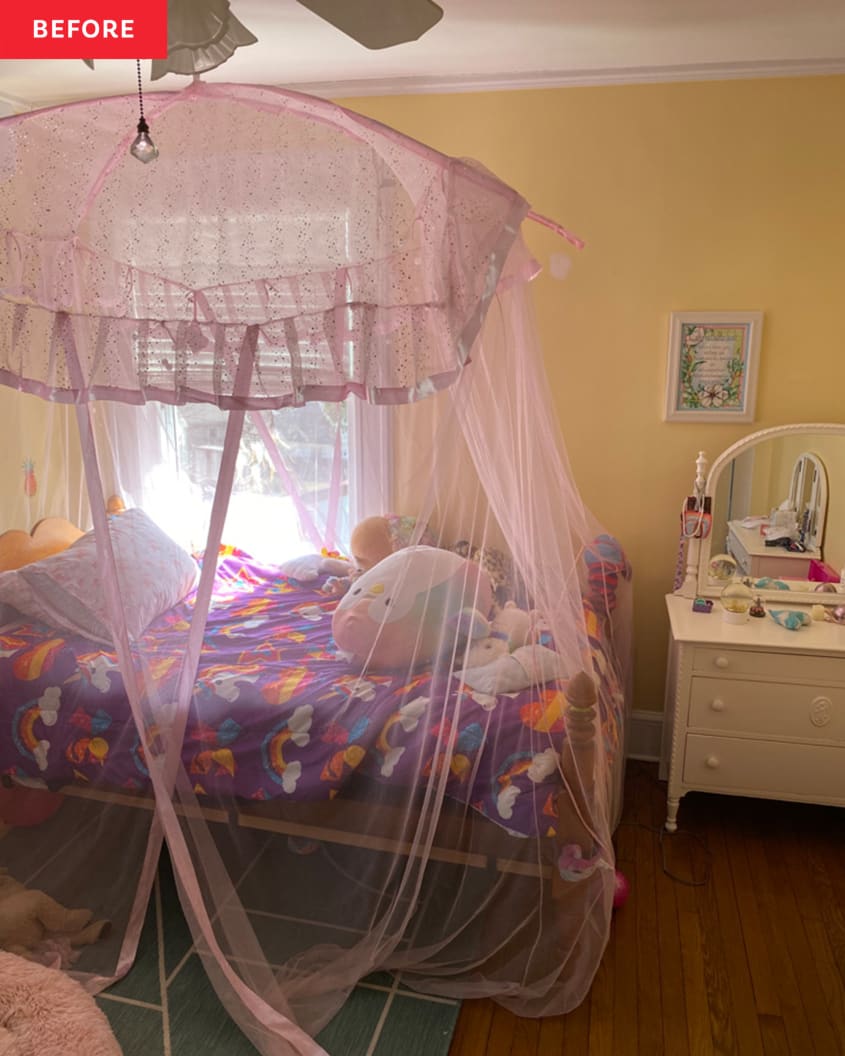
(696, 424, 845, 602)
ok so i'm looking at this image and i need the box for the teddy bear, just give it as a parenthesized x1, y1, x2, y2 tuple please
(0, 868, 109, 962)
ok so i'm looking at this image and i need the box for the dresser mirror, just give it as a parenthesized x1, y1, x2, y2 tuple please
(679, 422, 845, 605)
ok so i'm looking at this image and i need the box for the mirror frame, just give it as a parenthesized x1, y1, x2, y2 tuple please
(689, 422, 845, 605)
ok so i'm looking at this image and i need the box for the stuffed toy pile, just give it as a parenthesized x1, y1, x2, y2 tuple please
(286, 515, 567, 689)
(0, 868, 109, 963)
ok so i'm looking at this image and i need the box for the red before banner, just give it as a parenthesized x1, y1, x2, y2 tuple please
(4, 1, 168, 59)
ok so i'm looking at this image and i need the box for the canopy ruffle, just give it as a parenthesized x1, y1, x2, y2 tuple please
(0, 82, 531, 407)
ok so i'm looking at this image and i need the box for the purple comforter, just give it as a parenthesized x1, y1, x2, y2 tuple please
(0, 549, 624, 838)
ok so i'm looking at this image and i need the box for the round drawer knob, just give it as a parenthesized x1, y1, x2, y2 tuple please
(710, 698, 726, 712)
(705, 755, 720, 769)
(714, 656, 730, 669)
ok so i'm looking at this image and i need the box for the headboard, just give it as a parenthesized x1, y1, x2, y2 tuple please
(0, 496, 125, 572)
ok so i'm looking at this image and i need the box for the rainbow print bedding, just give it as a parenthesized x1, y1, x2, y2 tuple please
(0, 548, 625, 840)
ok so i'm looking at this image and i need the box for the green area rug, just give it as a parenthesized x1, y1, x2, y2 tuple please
(96, 855, 460, 1056)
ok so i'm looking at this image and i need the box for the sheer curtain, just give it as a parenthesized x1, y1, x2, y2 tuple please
(0, 83, 631, 1055)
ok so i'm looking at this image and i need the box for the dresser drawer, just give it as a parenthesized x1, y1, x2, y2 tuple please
(683, 734, 845, 802)
(691, 646, 845, 685)
(688, 677, 845, 741)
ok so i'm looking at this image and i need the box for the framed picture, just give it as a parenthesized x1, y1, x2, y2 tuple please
(664, 311, 763, 422)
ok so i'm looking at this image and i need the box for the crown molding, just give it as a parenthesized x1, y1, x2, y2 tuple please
(2, 56, 843, 112)
(290, 57, 845, 99)
(0, 91, 30, 115)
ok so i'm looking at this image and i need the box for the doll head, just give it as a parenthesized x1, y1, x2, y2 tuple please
(350, 516, 394, 572)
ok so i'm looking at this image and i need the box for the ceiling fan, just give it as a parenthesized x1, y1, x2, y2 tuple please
(85, 0, 444, 78)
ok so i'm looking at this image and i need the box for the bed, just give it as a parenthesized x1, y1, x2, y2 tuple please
(1, 81, 630, 1049)
(0, 528, 627, 870)
(0, 513, 630, 1032)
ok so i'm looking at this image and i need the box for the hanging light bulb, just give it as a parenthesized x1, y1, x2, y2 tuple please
(130, 60, 158, 164)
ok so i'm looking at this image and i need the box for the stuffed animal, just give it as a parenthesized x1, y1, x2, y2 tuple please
(349, 516, 395, 573)
(490, 601, 539, 651)
(460, 643, 567, 694)
(450, 541, 514, 606)
(0, 868, 109, 961)
(455, 601, 564, 693)
(332, 546, 493, 670)
(280, 515, 435, 593)
(351, 514, 436, 572)
(278, 551, 351, 584)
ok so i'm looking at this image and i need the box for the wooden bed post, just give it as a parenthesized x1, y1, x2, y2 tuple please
(553, 670, 599, 892)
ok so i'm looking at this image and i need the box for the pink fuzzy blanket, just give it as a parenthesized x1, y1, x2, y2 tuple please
(0, 952, 122, 1055)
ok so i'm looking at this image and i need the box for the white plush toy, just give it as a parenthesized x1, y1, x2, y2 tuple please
(461, 643, 566, 694)
(278, 553, 351, 584)
(458, 601, 564, 693)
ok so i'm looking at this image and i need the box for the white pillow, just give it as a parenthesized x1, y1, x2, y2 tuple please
(0, 508, 198, 644)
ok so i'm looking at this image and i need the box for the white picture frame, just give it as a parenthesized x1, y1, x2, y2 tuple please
(664, 311, 763, 422)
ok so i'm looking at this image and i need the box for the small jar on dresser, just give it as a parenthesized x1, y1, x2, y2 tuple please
(660, 593, 845, 831)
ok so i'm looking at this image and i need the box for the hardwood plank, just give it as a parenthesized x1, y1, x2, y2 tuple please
(657, 791, 713, 1056)
(722, 820, 780, 1016)
(742, 824, 814, 1055)
(763, 830, 839, 1054)
(449, 999, 494, 1056)
(509, 1016, 539, 1056)
(486, 1004, 517, 1056)
(798, 818, 845, 996)
(634, 782, 664, 1055)
(612, 809, 639, 1055)
(802, 916, 845, 1044)
(757, 1014, 790, 1056)
(651, 778, 690, 1056)
(587, 923, 615, 1056)
(702, 818, 764, 1055)
(537, 1015, 565, 1055)
(447, 767, 845, 1056)
(692, 820, 739, 1055)
(561, 995, 590, 1051)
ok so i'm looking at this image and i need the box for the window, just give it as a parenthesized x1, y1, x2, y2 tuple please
(133, 397, 390, 563)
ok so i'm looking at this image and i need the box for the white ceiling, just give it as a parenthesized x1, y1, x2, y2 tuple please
(1, 0, 844, 112)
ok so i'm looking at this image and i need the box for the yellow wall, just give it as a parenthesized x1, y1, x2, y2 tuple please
(341, 76, 845, 710)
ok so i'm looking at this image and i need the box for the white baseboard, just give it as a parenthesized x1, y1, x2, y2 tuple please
(626, 709, 664, 762)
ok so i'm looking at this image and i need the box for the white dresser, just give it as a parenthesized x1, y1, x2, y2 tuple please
(725, 520, 819, 580)
(661, 593, 845, 831)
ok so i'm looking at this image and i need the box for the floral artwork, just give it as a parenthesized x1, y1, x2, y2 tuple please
(678, 324, 746, 409)
(665, 312, 762, 422)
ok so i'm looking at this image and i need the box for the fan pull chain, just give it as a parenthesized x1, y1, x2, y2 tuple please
(129, 58, 159, 164)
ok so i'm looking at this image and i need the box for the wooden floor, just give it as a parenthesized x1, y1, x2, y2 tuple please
(448, 760, 845, 1055)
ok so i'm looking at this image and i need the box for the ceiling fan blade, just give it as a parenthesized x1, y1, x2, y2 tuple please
(295, 0, 443, 50)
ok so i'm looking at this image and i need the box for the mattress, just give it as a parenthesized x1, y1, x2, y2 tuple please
(0, 548, 625, 840)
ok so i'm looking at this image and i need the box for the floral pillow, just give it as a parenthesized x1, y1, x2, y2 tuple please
(0, 508, 198, 644)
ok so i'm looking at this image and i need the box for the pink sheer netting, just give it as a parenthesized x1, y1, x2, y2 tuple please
(0, 83, 631, 1056)
(0, 82, 529, 406)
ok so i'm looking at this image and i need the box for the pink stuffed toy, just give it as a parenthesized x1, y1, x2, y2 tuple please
(332, 546, 493, 670)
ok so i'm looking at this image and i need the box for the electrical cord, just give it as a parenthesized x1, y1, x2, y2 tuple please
(615, 820, 711, 887)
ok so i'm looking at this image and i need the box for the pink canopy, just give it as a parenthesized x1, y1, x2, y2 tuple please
(0, 82, 630, 1055)
(0, 81, 532, 407)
